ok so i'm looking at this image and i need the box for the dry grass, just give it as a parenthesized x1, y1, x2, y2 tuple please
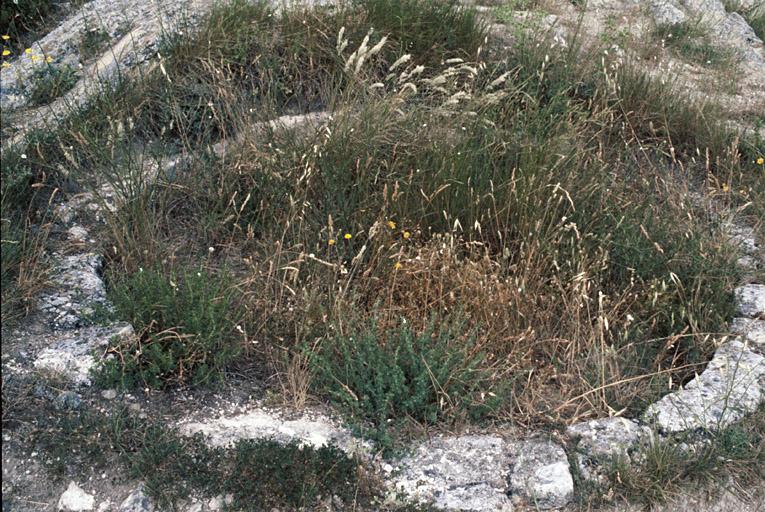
(2, 0, 760, 440)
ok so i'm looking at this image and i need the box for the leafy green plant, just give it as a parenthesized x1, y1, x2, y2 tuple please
(310, 318, 502, 448)
(27, 63, 78, 105)
(96, 266, 244, 389)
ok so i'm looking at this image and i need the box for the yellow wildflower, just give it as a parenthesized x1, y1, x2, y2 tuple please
(722, 183, 730, 192)
(1, 62, 9, 68)
(394, 262, 402, 270)
(344, 233, 352, 240)
(403, 231, 411, 239)
(46, 56, 53, 63)
(25, 48, 32, 54)
(2, 50, 9, 56)
(328, 239, 336, 246)
(757, 157, 764, 165)
(31, 54, 40, 62)
(387, 220, 396, 229)
(1, 35, 9, 40)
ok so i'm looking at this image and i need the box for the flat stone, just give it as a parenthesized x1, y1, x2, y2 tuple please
(507, 439, 573, 509)
(178, 407, 369, 455)
(643, 340, 765, 433)
(736, 284, 765, 319)
(731, 318, 765, 346)
(58, 481, 94, 511)
(391, 434, 512, 511)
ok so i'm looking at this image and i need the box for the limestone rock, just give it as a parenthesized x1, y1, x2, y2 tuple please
(566, 417, 652, 480)
(643, 340, 765, 433)
(58, 482, 95, 511)
(731, 318, 765, 347)
(391, 434, 512, 511)
(650, 1, 687, 25)
(119, 486, 153, 512)
(736, 284, 765, 319)
(178, 407, 369, 455)
(33, 323, 133, 385)
(507, 439, 573, 509)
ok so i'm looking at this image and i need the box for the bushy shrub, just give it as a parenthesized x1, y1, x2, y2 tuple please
(310, 317, 503, 448)
(96, 266, 243, 389)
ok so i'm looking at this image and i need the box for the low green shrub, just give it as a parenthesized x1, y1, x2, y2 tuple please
(96, 266, 244, 389)
(310, 318, 503, 448)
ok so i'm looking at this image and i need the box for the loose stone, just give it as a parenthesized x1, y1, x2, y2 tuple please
(58, 481, 95, 511)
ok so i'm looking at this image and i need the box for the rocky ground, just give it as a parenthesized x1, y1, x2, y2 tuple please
(2, 0, 765, 510)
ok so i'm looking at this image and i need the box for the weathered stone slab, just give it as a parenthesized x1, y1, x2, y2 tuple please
(643, 340, 765, 433)
(391, 435, 512, 511)
(507, 439, 573, 510)
(736, 284, 765, 319)
(178, 407, 370, 456)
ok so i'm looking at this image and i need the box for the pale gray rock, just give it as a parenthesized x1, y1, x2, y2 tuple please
(119, 485, 153, 512)
(567, 417, 652, 481)
(731, 318, 765, 346)
(507, 439, 573, 509)
(38, 253, 110, 330)
(391, 435, 512, 511)
(58, 481, 95, 511)
(33, 323, 134, 385)
(643, 340, 765, 433)
(736, 284, 765, 318)
(650, 1, 688, 25)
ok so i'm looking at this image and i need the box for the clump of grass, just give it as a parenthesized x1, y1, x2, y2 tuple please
(27, 63, 78, 105)
(78, 24, 111, 60)
(310, 318, 504, 448)
(0, 139, 56, 324)
(95, 265, 244, 389)
(652, 20, 738, 69)
(585, 406, 765, 508)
